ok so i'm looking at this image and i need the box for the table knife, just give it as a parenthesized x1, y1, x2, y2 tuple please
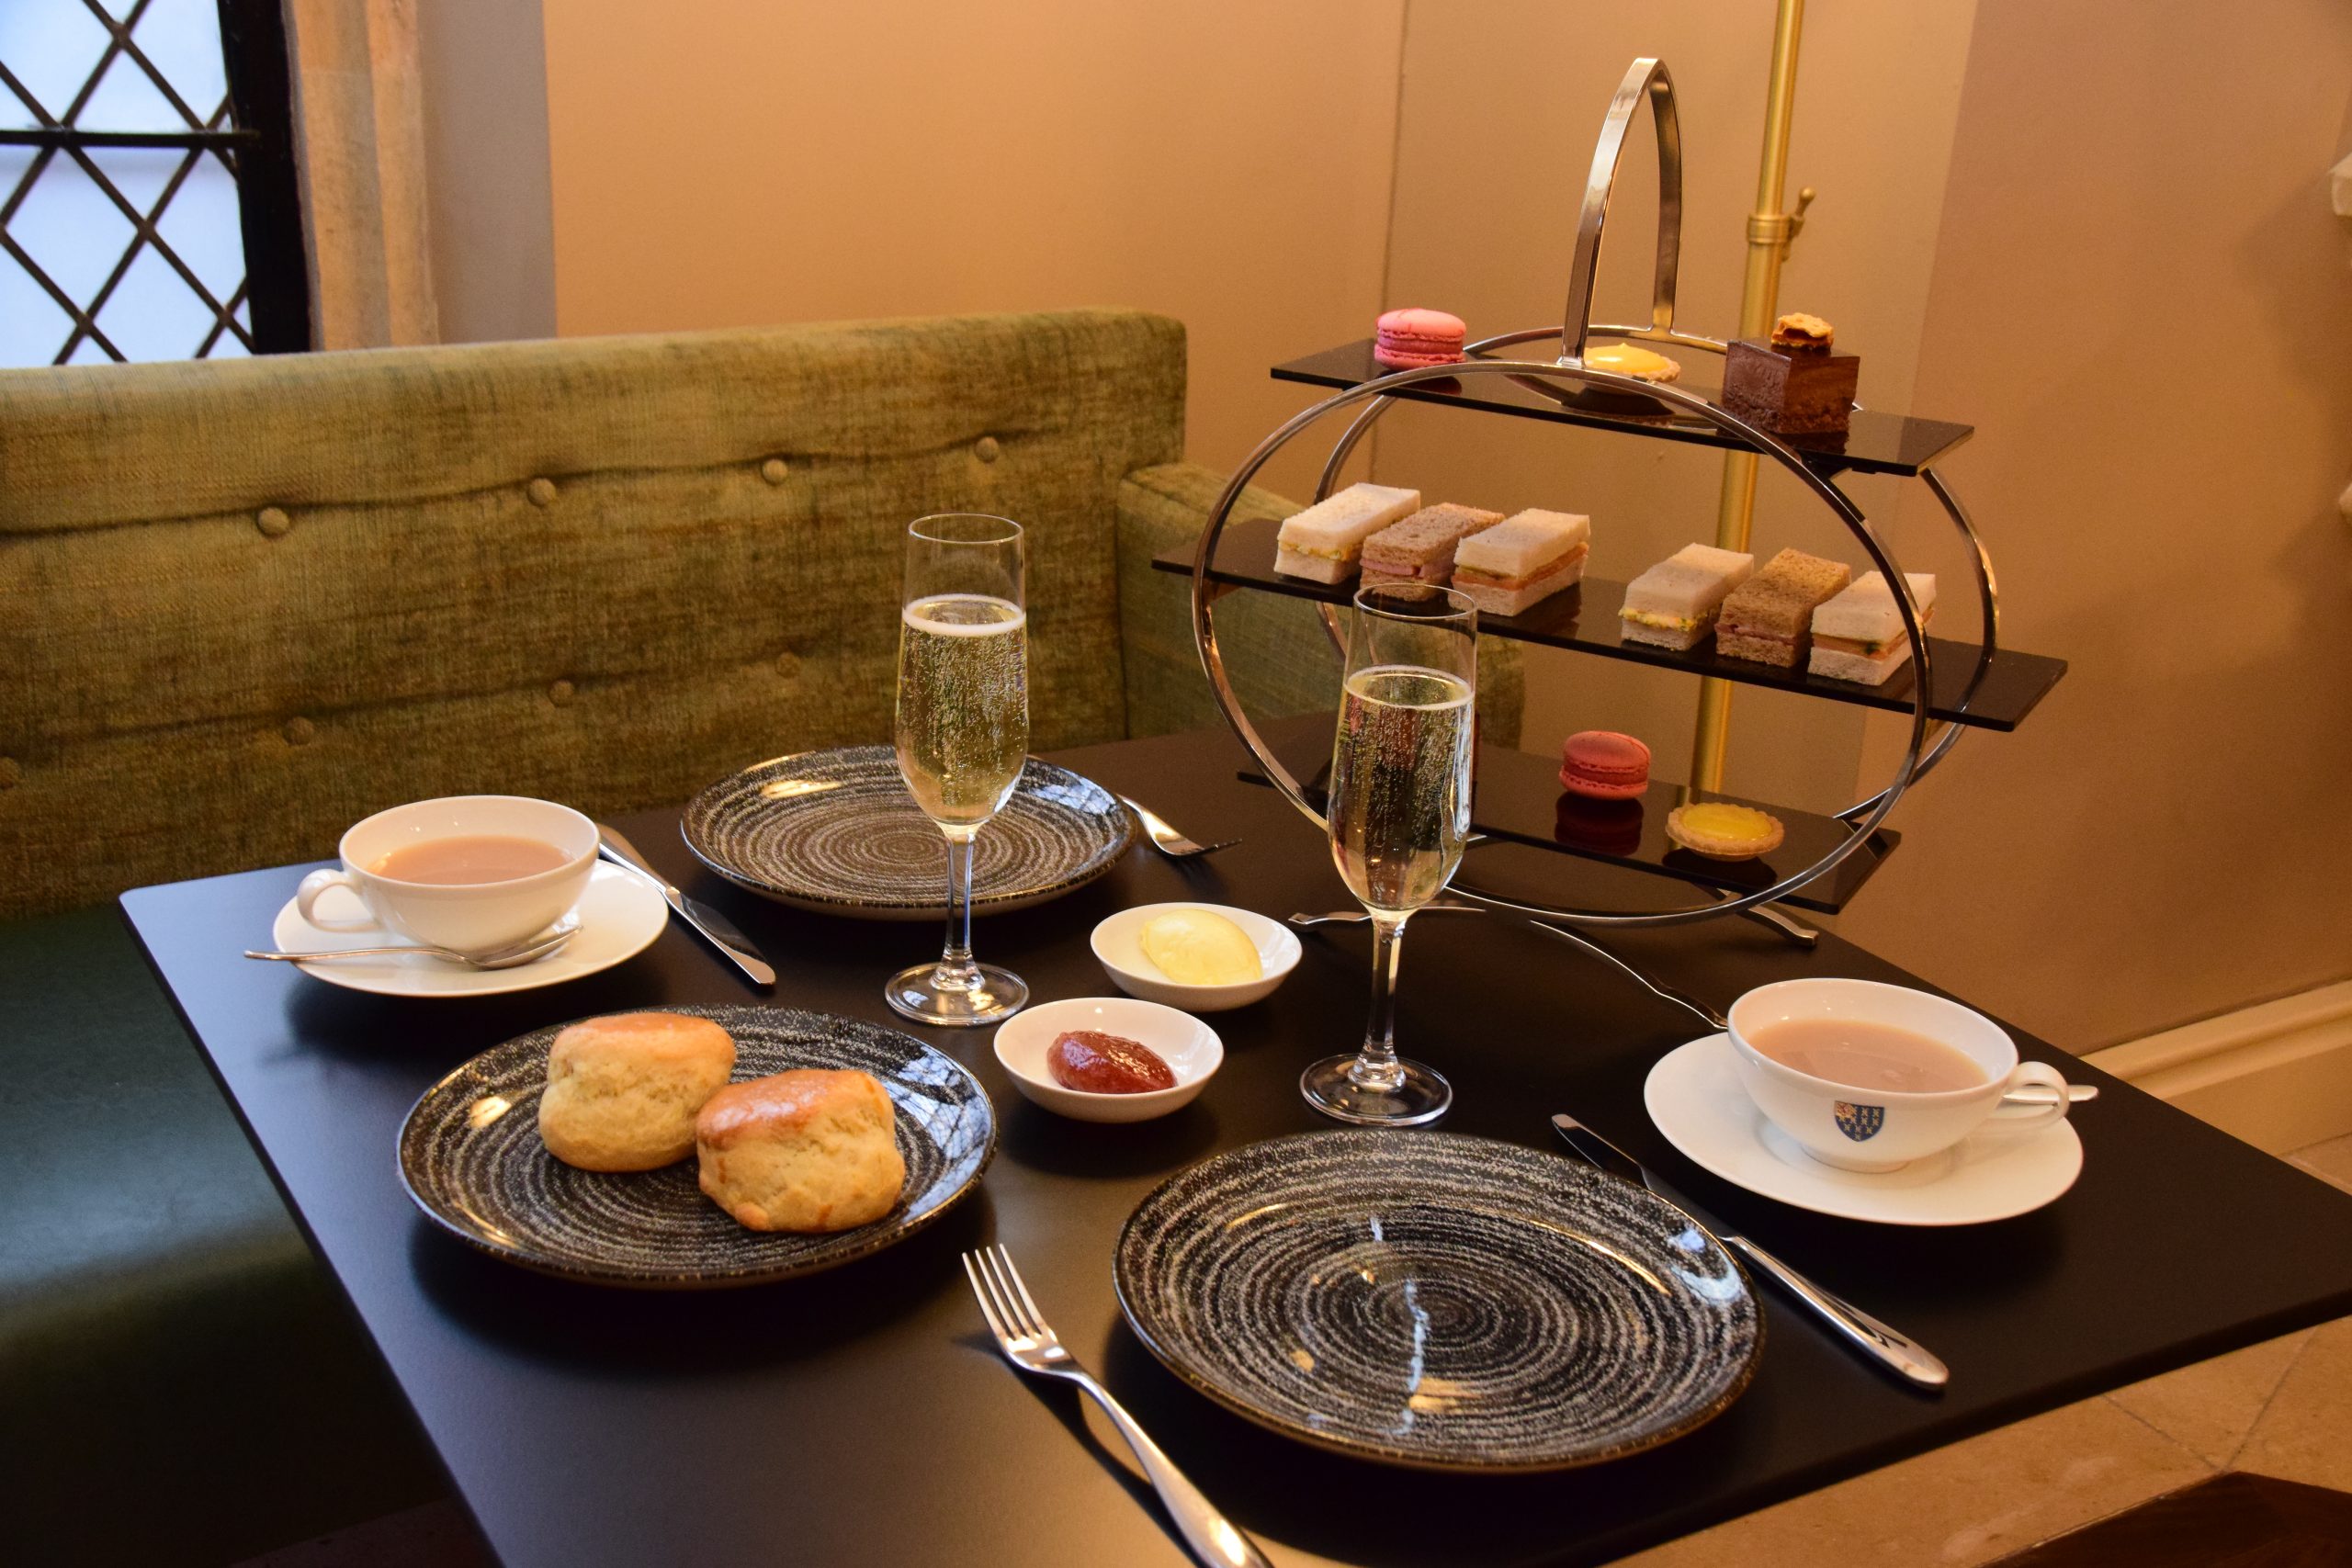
(1550, 1112, 1950, 1391)
(596, 825, 776, 988)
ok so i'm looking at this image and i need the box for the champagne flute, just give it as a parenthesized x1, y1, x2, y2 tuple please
(1302, 582, 1477, 1125)
(885, 513, 1031, 1027)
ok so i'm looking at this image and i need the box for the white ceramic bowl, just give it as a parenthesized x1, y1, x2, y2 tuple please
(993, 996, 1223, 1123)
(1089, 903, 1301, 1011)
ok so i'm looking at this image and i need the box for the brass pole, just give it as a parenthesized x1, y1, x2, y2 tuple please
(1690, 0, 1811, 792)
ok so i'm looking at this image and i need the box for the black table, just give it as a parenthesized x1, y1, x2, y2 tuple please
(124, 725, 2352, 1568)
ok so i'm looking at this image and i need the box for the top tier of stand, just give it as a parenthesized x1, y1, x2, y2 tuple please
(1273, 340, 1974, 479)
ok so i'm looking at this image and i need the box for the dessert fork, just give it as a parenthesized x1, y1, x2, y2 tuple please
(1121, 795, 1238, 858)
(962, 1246, 1269, 1568)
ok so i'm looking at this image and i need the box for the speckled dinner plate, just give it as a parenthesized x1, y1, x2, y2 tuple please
(681, 747, 1133, 920)
(399, 1005, 995, 1288)
(1114, 1130, 1761, 1471)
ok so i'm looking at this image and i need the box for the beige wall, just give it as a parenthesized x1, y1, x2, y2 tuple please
(415, 0, 556, 343)
(1837, 0, 2352, 1048)
(433, 0, 2352, 1048)
(537, 0, 1408, 499)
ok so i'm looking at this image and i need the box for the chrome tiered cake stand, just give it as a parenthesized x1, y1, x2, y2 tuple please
(1164, 58, 2065, 932)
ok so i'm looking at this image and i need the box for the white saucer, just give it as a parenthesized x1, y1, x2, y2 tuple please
(1645, 1034, 2083, 1226)
(268, 862, 668, 998)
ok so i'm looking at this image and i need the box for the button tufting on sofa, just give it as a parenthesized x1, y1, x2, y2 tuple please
(0, 310, 1531, 1562)
(0, 758, 18, 789)
(548, 678, 577, 707)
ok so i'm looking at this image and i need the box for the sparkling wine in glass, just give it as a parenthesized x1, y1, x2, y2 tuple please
(885, 513, 1031, 1027)
(1302, 581, 1477, 1125)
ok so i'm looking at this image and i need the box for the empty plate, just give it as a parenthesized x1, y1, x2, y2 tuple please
(1114, 1130, 1760, 1471)
(400, 1005, 995, 1287)
(681, 747, 1133, 920)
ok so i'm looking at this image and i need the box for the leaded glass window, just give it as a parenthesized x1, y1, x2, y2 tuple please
(0, 0, 308, 367)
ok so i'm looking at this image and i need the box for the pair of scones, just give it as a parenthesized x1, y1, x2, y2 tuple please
(537, 1010, 905, 1234)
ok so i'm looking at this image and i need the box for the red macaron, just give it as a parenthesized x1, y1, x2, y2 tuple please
(1374, 308, 1467, 369)
(1559, 730, 1652, 800)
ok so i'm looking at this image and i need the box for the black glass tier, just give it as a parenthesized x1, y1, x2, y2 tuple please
(1154, 519, 2065, 731)
(1249, 716, 1895, 914)
(1272, 339, 1973, 478)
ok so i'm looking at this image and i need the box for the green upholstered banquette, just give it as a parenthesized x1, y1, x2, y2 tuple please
(0, 309, 1519, 1561)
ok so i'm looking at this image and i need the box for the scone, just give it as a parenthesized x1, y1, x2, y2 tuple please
(695, 1069, 906, 1233)
(537, 1011, 737, 1172)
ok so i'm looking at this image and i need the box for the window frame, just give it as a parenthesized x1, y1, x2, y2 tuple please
(0, 0, 311, 363)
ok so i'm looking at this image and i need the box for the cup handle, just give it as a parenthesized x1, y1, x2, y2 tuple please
(296, 868, 380, 933)
(1990, 1061, 2072, 1129)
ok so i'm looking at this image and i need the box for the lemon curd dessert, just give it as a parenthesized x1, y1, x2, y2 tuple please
(1664, 802, 1786, 861)
(1583, 341, 1682, 383)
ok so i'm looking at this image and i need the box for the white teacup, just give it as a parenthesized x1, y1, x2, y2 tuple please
(1725, 977, 2071, 1173)
(296, 796, 597, 954)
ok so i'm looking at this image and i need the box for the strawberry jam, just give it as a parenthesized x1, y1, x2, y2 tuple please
(1046, 1031, 1177, 1094)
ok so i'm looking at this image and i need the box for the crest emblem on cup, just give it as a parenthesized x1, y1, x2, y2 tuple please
(1833, 1101, 1885, 1142)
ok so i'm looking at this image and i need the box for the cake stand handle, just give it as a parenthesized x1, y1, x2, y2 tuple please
(1563, 57, 1684, 363)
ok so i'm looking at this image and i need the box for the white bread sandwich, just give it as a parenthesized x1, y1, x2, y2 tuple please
(1273, 482, 1421, 583)
(1452, 509, 1590, 616)
(1617, 544, 1755, 651)
(1807, 571, 1938, 685)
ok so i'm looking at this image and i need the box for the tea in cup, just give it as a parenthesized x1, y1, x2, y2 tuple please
(1725, 977, 2072, 1173)
(296, 795, 597, 955)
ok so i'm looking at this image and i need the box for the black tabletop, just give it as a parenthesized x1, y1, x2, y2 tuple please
(123, 725, 2352, 1568)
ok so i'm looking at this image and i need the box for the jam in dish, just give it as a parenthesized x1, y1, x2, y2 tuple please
(1047, 1031, 1177, 1094)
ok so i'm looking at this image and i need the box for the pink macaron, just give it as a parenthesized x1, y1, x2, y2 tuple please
(1374, 308, 1467, 369)
(1559, 730, 1652, 800)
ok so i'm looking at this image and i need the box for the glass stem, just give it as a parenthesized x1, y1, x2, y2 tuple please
(934, 826, 979, 992)
(1352, 910, 1411, 1090)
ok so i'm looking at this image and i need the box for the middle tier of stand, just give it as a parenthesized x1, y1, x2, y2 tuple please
(1154, 518, 2066, 731)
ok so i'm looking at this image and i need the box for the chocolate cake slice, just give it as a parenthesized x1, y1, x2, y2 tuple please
(1721, 312, 1860, 434)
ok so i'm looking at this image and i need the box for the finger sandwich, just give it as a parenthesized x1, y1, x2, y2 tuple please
(1273, 482, 1422, 583)
(1618, 544, 1755, 651)
(1452, 509, 1590, 616)
(1808, 571, 1938, 685)
(1716, 547, 1853, 668)
(1361, 503, 1504, 585)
